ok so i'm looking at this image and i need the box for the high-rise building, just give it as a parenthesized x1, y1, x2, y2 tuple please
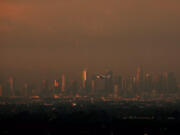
(53, 79, 60, 95)
(7, 76, 15, 97)
(167, 72, 178, 93)
(91, 80, 95, 92)
(128, 76, 134, 90)
(0, 84, 2, 97)
(152, 73, 160, 92)
(122, 77, 127, 90)
(162, 72, 168, 91)
(152, 72, 178, 93)
(61, 74, 65, 92)
(121, 77, 127, 97)
(136, 66, 144, 90)
(121, 76, 134, 96)
(136, 66, 143, 81)
(82, 69, 87, 89)
(117, 76, 122, 90)
(113, 84, 118, 99)
(104, 70, 113, 95)
(70, 80, 78, 96)
(95, 78, 105, 96)
(54, 80, 59, 88)
(23, 83, 31, 97)
(64, 76, 70, 94)
(144, 73, 153, 92)
(41, 80, 51, 97)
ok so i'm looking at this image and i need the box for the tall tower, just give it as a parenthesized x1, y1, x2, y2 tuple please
(91, 80, 95, 93)
(144, 73, 153, 92)
(23, 83, 33, 97)
(8, 76, 15, 97)
(53, 79, 60, 96)
(41, 80, 50, 97)
(136, 66, 143, 82)
(54, 80, 59, 88)
(167, 72, 178, 93)
(113, 84, 118, 99)
(104, 70, 113, 95)
(82, 69, 87, 89)
(0, 84, 2, 97)
(61, 74, 65, 92)
(136, 66, 144, 90)
(23, 83, 29, 97)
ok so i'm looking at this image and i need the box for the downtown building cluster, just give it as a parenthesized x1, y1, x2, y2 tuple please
(0, 66, 179, 99)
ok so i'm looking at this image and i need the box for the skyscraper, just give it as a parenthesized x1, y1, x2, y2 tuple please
(167, 72, 178, 93)
(61, 74, 65, 92)
(144, 73, 153, 92)
(53, 79, 60, 96)
(104, 70, 113, 95)
(136, 66, 144, 90)
(82, 69, 87, 89)
(54, 80, 59, 88)
(162, 72, 168, 91)
(41, 80, 51, 97)
(113, 84, 118, 99)
(70, 80, 78, 96)
(23, 83, 33, 97)
(95, 77, 106, 96)
(7, 76, 15, 97)
(0, 84, 2, 97)
(91, 80, 95, 92)
(117, 76, 122, 90)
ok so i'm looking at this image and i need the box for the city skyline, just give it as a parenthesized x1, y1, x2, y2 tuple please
(0, 67, 179, 98)
(0, 66, 180, 83)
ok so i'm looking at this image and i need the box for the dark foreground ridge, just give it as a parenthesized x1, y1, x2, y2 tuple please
(0, 99, 180, 135)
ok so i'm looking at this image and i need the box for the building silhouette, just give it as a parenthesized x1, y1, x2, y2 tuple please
(104, 70, 113, 95)
(0, 84, 2, 97)
(6, 76, 15, 97)
(82, 69, 87, 89)
(61, 74, 65, 93)
(136, 66, 144, 91)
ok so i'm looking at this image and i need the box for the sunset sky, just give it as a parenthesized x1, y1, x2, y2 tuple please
(0, 0, 180, 81)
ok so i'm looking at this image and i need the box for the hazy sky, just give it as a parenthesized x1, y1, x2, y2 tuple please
(0, 0, 180, 81)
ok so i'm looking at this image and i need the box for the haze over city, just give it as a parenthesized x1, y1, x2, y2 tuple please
(0, 0, 180, 82)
